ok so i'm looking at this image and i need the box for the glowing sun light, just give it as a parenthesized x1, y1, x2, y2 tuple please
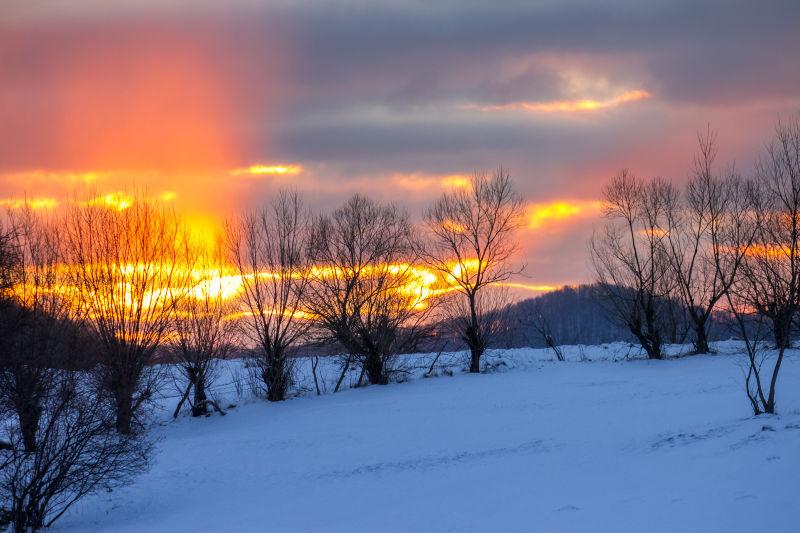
(230, 164, 303, 177)
(467, 89, 652, 114)
(84, 192, 134, 211)
(0, 197, 60, 210)
(527, 200, 602, 229)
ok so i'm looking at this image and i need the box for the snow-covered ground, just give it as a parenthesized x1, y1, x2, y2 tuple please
(56, 343, 799, 532)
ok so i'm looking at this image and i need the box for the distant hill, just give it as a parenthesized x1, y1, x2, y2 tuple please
(496, 284, 755, 350)
(497, 284, 636, 348)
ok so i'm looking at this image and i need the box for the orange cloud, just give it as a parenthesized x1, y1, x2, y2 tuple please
(440, 175, 471, 189)
(75, 190, 180, 212)
(160, 191, 178, 202)
(389, 173, 435, 191)
(386, 173, 472, 191)
(230, 164, 303, 177)
(0, 169, 108, 185)
(499, 282, 559, 293)
(0, 197, 59, 210)
(640, 227, 668, 238)
(467, 89, 652, 114)
(527, 200, 602, 229)
(83, 192, 135, 211)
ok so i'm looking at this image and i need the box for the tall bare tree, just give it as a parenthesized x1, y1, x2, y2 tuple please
(591, 170, 677, 360)
(726, 116, 800, 413)
(715, 176, 767, 415)
(0, 207, 150, 533)
(0, 208, 88, 452)
(663, 128, 746, 353)
(306, 194, 433, 386)
(169, 243, 236, 418)
(227, 191, 311, 401)
(744, 117, 800, 352)
(62, 193, 192, 434)
(421, 169, 524, 373)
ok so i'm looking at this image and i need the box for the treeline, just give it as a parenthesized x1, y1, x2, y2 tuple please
(0, 171, 524, 531)
(589, 116, 800, 416)
(498, 283, 765, 350)
(501, 284, 652, 348)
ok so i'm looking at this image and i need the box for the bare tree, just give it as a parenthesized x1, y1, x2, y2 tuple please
(0, 208, 87, 453)
(745, 117, 800, 352)
(663, 128, 746, 353)
(0, 207, 150, 532)
(62, 193, 192, 434)
(306, 195, 434, 386)
(716, 182, 769, 414)
(169, 244, 236, 418)
(725, 116, 800, 413)
(421, 169, 524, 373)
(0, 216, 24, 458)
(227, 191, 311, 402)
(591, 170, 677, 360)
(1, 371, 150, 532)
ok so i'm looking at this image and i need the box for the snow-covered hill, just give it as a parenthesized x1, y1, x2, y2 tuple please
(56, 344, 800, 532)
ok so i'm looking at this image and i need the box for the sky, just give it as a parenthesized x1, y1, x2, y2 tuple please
(1, 0, 799, 291)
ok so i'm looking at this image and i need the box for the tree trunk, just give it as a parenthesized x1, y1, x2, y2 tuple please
(693, 321, 710, 354)
(633, 331, 663, 360)
(468, 347, 482, 373)
(11, 504, 26, 533)
(18, 403, 41, 453)
(765, 347, 787, 414)
(265, 349, 289, 402)
(11, 497, 44, 533)
(465, 292, 484, 373)
(773, 319, 791, 351)
(363, 352, 388, 385)
(191, 375, 208, 417)
(644, 341, 663, 360)
(463, 321, 485, 373)
(114, 388, 134, 435)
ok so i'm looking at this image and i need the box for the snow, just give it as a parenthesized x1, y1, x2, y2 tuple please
(55, 343, 799, 532)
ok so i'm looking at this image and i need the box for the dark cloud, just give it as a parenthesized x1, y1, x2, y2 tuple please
(276, 0, 799, 105)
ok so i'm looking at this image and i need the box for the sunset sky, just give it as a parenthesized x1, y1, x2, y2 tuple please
(2, 0, 799, 292)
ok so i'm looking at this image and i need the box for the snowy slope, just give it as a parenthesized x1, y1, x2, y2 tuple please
(55, 345, 800, 532)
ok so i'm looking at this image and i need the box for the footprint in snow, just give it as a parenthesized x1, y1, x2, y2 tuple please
(556, 505, 581, 512)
